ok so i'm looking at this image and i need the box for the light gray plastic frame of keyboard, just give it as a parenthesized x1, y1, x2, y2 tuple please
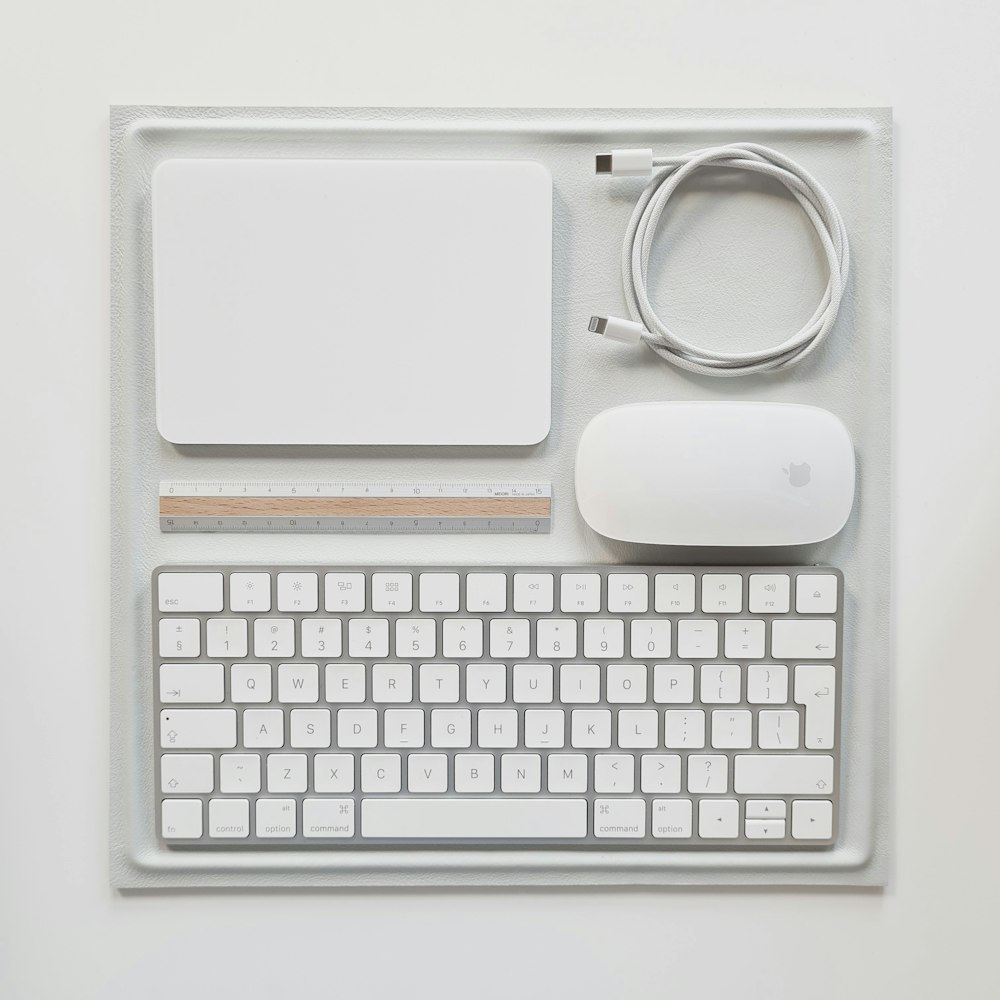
(154, 565, 843, 850)
(111, 106, 891, 887)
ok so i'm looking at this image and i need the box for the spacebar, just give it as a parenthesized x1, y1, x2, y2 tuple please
(361, 798, 588, 838)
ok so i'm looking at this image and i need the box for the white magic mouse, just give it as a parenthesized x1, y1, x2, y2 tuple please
(575, 401, 855, 546)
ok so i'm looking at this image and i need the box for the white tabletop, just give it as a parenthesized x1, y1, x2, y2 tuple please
(2, 2, 997, 997)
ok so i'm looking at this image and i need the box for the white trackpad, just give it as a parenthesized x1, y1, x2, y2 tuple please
(152, 158, 551, 446)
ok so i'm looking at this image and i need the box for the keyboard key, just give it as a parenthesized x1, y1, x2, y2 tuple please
(372, 663, 413, 703)
(745, 799, 786, 820)
(560, 573, 601, 612)
(676, 620, 718, 659)
(442, 619, 483, 658)
(794, 664, 837, 749)
(559, 663, 600, 704)
(594, 754, 635, 793)
(478, 709, 518, 748)
(361, 798, 587, 839)
(278, 663, 319, 703)
(699, 799, 739, 838)
(688, 754, 728, 794)
(583, 619, 624, 658)
(535, 620, 576, 659)
(723, 619, 765, 659)
(734, 754, 835, 795)
(465, 573, 507, 613)
(394, 618, 436, 658)
(746, 820, 787, 841)
(524, 709, 565, 748)
(267, 753, 307, 793)
(771, 619, 836, 659)
(607, 573, 648, 613)
(160, 709, 236, 748)
(547, 754, 588, 792)
(337, 709, 378, 748)
(746, 664, 788, 704)
(232, 663, 271, 703)
(796, 574, 839, 614)
(652, 798, 692, 838)
(653, 663, 694, 704)
(303, 798, 355, 837)
(158, 572, 223, 613)
(348, 618, 389, 658)
(209, 798, 250, 838)
(466, 663, 507, 703)
(383, 709, 424, 748)
(230, 573, 271, 612)
(313, 754, 355, 793)
(371, 573, 412, 613)
(664, 710, 705, 749)
(701, 574, 743, 613)
(748, 573, 790, 613)
(700, 664, 741, 704)
(571, 709, 611, 748)
(711, 710, 753, 749)
(289, 708, 331, 748)
(243, 709, 284, 748)
(654, 574, 695, 613)
(513, 663, 553, 703)
(159, 663, 224, 703)
(361, 753, 401, 792)
(407, 753, 448, 792)
(300, 619, 342, 658)
(640, 754, 681, 794)
(630, 619, 670, 658)
(607, 664, 647, 704)
(419, 573, 460, 613)
(594, 798, 645, 838)
(253, 618, 294, 658)
(489, 619, 530, 658)
(277, 572, 318, 612)
(792, 799, 834, 839)
(159, 619, 200, 658)
(513, 573, 553, 613)
(501, 753, 541, 792)
(206, 618, 248, 658)
(256, 798, 296, 838)
(617, 709, 658, 748)
(419, 663, 460, 703)
(162, 799, 203, 839)
(220, 753, 261, 793)
(325, 663, 366, 703)
(160, 753, 214, 793)
(757, 710, 800, 750)
(324, 573, 365, 612)
(455, 753, 495, 792)
(431, 709, 471, 748)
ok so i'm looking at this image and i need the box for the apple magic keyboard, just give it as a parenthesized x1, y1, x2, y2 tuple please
(154, 565, 842, 847)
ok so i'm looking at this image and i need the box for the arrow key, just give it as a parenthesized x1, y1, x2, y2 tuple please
(745, 799, 787, 820)
(792, 799, 834, 840)
(746, 818, 786, 839)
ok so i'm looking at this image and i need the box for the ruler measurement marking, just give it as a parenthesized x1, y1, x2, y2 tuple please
(159, 481, 551, 534)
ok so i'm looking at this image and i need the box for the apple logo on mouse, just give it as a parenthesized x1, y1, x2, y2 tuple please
(783, 462, 811, 487)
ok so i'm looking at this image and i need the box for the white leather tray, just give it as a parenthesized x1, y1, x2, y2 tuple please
(110, 106, 892, 887)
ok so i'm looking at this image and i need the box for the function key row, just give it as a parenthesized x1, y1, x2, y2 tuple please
(158, 571, 839, 616)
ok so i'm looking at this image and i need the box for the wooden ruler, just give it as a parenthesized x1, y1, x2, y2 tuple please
(159, 481, 552, 534)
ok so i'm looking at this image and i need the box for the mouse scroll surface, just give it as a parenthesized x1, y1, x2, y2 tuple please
(575, 402, 855, 547)
(151, 158, 552, 446)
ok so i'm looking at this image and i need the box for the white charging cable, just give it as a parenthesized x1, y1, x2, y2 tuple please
(590, 143, 850, 377)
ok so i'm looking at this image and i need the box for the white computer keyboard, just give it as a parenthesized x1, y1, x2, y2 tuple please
(154, 565, 842, 847)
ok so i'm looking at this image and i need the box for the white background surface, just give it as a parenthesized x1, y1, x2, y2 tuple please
(1, 1, 998, 997)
